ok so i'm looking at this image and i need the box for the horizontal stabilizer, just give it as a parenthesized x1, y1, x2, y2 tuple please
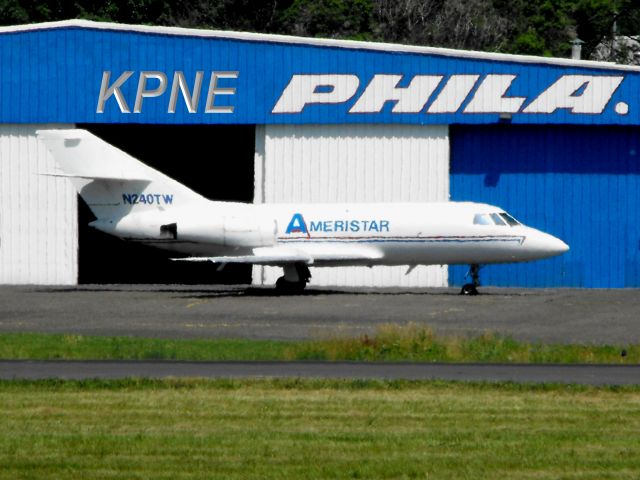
(38, 172, 150, 182)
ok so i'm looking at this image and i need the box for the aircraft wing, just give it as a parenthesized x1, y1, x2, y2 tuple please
(172, 244, 383, 266)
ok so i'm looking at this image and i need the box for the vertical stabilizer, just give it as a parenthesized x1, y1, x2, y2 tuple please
(37, 129, 205, 220)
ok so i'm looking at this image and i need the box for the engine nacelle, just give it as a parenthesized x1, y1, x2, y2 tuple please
(173, 214, 276, 248)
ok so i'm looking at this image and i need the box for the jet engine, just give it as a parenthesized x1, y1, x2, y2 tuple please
(165, 214, 277, 248)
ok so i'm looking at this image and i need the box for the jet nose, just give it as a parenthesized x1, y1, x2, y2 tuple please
(547, 235, 570, 256)
(524, 230, 569, 259)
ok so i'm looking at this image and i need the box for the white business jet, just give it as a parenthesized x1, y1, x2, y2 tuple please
(37, 129, 568, 295)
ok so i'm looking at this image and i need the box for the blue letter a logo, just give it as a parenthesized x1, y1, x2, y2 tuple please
(285, 213, 309, 237)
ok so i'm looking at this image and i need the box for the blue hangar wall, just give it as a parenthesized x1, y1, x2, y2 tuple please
(450, 125, 640, 288)
(2, 22, 640, 287)
(1, 23, 640, 126)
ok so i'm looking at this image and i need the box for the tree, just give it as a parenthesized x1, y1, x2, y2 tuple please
(373, 0, 509, 51)
(1, 0, 638, 63)
(279, 0, 374, 40)
(492, 0, 575, 57)
(573, 0, 640, 62)
(157, 0, 293, 33)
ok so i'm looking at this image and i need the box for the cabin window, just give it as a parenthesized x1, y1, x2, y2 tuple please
(473, 214, 493, 225)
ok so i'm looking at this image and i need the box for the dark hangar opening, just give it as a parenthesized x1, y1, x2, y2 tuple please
(76, 124, 255, 284)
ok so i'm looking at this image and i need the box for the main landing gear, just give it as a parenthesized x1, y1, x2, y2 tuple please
(275, 263, 311, 294)
(460, 264, 481, 296)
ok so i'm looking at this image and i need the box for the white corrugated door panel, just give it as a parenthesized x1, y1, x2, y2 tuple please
(0, 124, 77, 285)
(253, 124, 449, 287)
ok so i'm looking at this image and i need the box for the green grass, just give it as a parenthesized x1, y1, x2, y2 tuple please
(0, 333, 293, 361)
(0, 379, 639, 479)
(0, 325, 638, 363)
(291, 324, 640, 363)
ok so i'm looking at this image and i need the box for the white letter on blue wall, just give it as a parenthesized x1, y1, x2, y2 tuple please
(97, 71, 134, 113)
(464, 75, 525, 113)
(523, 75, 624, 114)
(169, 71, 204, 113)
(349, 75, 442, 113)
(134, 71, 168, 113)
(272, 75, 360, 113)
(205, 71, 239, 113)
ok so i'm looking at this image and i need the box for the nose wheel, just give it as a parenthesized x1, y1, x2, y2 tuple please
(460, 264, 481, 295)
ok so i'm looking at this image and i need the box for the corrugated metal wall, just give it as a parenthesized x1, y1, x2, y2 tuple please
(2, 24, 640, 127)
(253, 124, 449, 287)
(0, 125, 77, 284)
(450, 125, 640, 288)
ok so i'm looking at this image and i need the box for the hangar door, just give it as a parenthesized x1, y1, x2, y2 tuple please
(78, 125, 256, 284)
(450, 125, 640, 288)
(253, 124, 450, 287)
(0, 124, 77, 285)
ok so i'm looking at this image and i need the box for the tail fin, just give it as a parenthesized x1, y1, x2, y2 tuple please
(37, 129, 204, 220)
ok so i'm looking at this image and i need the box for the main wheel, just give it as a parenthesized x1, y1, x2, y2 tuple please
(275, 276, 306, 295)
(460, 283, 478, 296)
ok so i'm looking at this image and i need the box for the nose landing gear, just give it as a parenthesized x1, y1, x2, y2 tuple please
(275, 262, 311, 294)
(460, 264, 481, 295)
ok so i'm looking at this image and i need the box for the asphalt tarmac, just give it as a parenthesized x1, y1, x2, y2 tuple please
(0, 285, 639, 344)
(1, 360, 639, 385)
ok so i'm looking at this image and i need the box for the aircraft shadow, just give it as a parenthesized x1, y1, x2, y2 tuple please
(34, 285, 472, 297)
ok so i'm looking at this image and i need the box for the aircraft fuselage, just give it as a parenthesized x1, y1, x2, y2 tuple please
(98, 200, 569, 266)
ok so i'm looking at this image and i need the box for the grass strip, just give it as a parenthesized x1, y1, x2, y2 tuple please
(292, 324, 640, 363)
(0, 379, 639, 479)
(0, 332, 293, 361)
(0, 324, 637, 363)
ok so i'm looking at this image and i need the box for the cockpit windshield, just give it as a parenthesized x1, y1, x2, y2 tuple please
(499, 212, 521, 226)
(473, 212, 522, 227)
(490, 213, 506, 225)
